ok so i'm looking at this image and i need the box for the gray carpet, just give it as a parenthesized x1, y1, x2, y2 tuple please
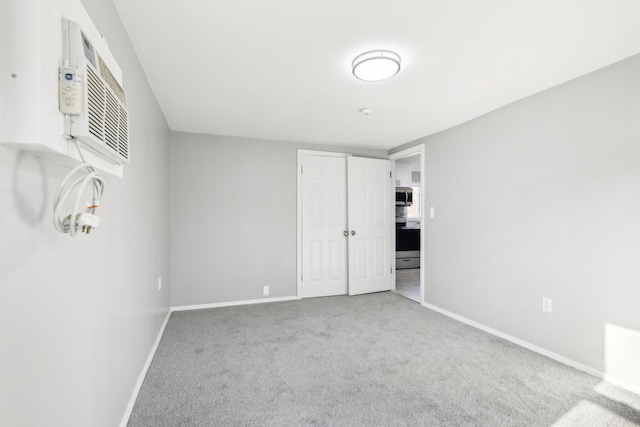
(128, 292, 640, 426)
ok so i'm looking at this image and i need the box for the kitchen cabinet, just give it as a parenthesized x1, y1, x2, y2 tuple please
(395, 167, 421, 187)
(395, 169, 411, 187)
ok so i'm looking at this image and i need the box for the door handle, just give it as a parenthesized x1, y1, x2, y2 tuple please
(350, 230, 356, 236)
(343, 230, 349, 237)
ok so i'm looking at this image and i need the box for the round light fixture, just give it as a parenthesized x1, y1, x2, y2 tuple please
(352, 50, 401, 82)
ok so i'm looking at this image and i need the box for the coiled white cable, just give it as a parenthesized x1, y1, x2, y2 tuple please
(53, 139, 106, 236)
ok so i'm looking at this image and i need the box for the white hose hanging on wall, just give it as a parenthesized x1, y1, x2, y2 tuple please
(53, 140, 106, 236)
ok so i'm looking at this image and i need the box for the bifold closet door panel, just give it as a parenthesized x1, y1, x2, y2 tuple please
(301, 155, 348, 298)
(347, 156, 392, 296)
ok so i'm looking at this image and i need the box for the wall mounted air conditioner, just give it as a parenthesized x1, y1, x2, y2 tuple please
(0, 0, 128, 177)
(61, 18, 129, 164)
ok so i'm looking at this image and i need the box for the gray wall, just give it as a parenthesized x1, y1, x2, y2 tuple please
(393, 54, 640, 385)
(0, 1, 171, 426)
(170, 131, 387, 306)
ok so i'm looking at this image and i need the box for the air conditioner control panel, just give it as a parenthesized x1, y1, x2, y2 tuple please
(59, 67, 82, 115)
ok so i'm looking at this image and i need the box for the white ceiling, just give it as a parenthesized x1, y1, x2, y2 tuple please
(112, 0, 640, 150)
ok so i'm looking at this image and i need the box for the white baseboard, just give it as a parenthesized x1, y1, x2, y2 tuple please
(421, 301, 600, 376)
(171, 295, 298, 312)
(421, 301, 640, 395)
(119, 309, 171, 427)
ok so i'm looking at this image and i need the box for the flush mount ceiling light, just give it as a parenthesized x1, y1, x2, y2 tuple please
(352, 50, 401, 82)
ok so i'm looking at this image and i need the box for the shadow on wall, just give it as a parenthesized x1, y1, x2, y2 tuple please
(0, 151, 48, 279)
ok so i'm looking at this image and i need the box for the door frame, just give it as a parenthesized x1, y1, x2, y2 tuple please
(297, 149, 352, 299)
(388, 144, 425, 304)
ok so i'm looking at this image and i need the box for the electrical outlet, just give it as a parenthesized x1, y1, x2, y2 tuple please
(263, 286, 269, 296)
(158, 277, 162, 291)
(542, 297, 552, 313)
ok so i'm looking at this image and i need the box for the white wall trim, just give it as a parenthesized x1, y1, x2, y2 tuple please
(297, 149, 351, 300)
(172, 295, 298, 312)
(119, 309, 171, 427)
(421, 301, 640, 395)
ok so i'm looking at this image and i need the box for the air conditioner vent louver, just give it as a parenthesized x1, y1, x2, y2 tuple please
(86, 66, 105, 142)
(118, 106, 128, 158)
(104, 90, 120, 153)
(82, 63, 129, 161)
(98, 55, 126, 104)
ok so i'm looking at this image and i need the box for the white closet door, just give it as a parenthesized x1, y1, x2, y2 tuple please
(347, 157, 392, 296)
(301, 155, 348, 298)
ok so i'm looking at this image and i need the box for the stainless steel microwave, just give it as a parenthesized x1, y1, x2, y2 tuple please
(395, 187, 413, 206)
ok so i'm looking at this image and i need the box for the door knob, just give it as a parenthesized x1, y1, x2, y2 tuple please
(343, 230, 349, 236)
(350, 230, 356, 236)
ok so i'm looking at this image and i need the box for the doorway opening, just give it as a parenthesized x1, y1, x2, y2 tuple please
(389, 146, 425, 304)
